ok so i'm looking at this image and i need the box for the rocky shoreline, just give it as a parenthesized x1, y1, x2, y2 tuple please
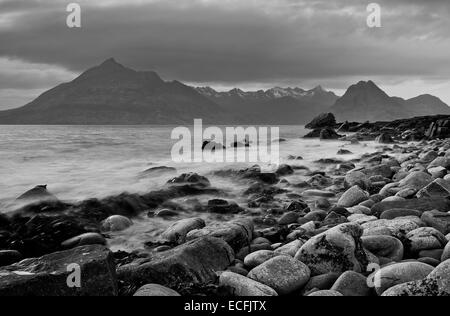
(2, 113, 450, 296)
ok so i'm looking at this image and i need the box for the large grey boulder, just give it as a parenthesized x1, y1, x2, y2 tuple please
(0, 245, 117, 296)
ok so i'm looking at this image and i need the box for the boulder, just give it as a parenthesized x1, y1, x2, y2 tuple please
(244, 250, 278, 269)
(374, 261, 434, 295)
(344, 171, 370, 190)
(362, 217, 424, 238)
(161, 218, 206, 244)
(376, 133, 395, 144)
(248, 256, 311, 295)
(362, 235, 404, 262)
(330, 271, 371, 296)
(320, 128, 342, 140)
(133, 284, 181, 296)
(417, 178, 450, 198)
(219, 271, 278, 296)
(421, 210, 450, 235)
(362, 164, 394, 179)
(295, 223, 369, 275)
(17, 185, 57, 202)
(0, 245, 117, 296)
(337, 186, 369, 208)
(186, 219, 253, 252)
(406, 227, 447, 253)
(101, 215, 133, 232)
(117, 237, 234, 289)
(61, 232, 106, 249)
(273, 240, 304, 257)
(305, 113, 336, 129)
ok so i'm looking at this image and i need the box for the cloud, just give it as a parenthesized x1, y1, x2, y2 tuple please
(0, 0, 450, 108)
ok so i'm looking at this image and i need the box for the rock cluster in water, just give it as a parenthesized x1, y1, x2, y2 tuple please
(2, 113, 450, 296)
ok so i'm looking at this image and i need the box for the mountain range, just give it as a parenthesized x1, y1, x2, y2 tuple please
(0, 59, 449, 124)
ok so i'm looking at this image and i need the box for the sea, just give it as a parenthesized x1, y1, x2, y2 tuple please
(0, 125, 382, 251)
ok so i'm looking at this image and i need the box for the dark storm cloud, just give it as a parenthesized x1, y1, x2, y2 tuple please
(0, 0, 450, 107)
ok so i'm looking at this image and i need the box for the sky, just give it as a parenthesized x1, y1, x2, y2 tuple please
(1, 0, 450, 109)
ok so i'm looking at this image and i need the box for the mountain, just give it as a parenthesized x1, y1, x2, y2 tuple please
(0, 58, 232, 124)
(196, 86, 339, 124)
(330, 81, 450, 122)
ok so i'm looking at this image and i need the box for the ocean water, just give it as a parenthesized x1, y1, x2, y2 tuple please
(0, 125, 383, 251)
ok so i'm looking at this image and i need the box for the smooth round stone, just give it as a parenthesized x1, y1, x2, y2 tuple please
(337, 186, 369, 208)
(220, 271, 278, 296)
(344, 171, 370, 190)
(302, 190, 336, 198)
(421, 210, 450, 235)
(362, 217, 424, 238)
(315, 198, 331, 210)
(302, 272, 341, 294)
(348, 214, 377, 225)
(134, 284, 181, 296)
(244, 250, 278, 269)
(295, 223, 367, 275)
(61, 232, 106, 249)
(382, 196, 405, 203)
(406, 227, 447, 253)
(278, 212, 300, 225)
(161, 217, 205, 244)
(331, 271, 371, 296)
(441, 241, 450, 261)
(101, 215, 133, 232)
(304, 210, 327, 222)
(347, 205, 371, 215)
(380, 208, 422, 220)
(274, 240, 304, 257)
(248, 256, 311, 295)
(0, 250, 23, 266)
(374, 262, 434, 295)
(252, 237, 271, 245)
(362, 235, 404, 262)
(307, 290, 343, 296)
(359, 199, 375, 208)
(419, 249, 444, 261)
(417, 257, 441, 267)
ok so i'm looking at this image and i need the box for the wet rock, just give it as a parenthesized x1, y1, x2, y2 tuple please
(0, 245, 117, 296)
(236, 244, 272, 261)
(17, 185, 57, 202)
(417, 178, 450, 198)
(118, 237, 234, 290)
(154, 209, 179, 218)
(0, 250, 22, 267)
(337, 149, 353, 155)
(219, 271, 278, 296)
(330, 271, 371, 296)
(302, 272, 341, 293)
(428, 157, 450, 169)
(302, 190, 336, 198)
(376, 133, 395, 144)
(347, 214, 377, 225)
(278, 212, 300, 225)
(380, 208, 422, 220)
(276, 164, 294, 176)
(274, 240, 304, 257)
(61, 232, 106, 249)
(406, 227, 447, 253)
(161, 218, 206, 244)
(167, 173, 210, 188)
(419, 249, 444, 261)
(305, 113, 336, 129)
(320, 128, 342, 140)
(382, 259, 450, 296)
(344, 171, 370, 190)
(371, 197, 450, 217)
(337, 186, 369, 208)
(101, 215, 133, 232)
(362, 235, 404, 262)
(295, 223, 369, 275)
(186, 219, 254, 252)
(362, 217, 424, 238)
(441, 242, 450, 261)
(206, 200, 243, 214)
(307, 290, 343, 296)
(361, 164, 394, 179)
(134, 284, 181, 296)
(374, 261, 434, 295)
(428, 166, 447, 179)
(248, 256, 311, 295)
(139, 166, 177, 178)
(244, 250, 278, 269)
